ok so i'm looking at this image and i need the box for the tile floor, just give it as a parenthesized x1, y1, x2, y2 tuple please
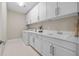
(2, 39, 39, 56)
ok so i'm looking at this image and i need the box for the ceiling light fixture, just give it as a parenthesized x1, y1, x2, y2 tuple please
(17, 2, 25, 7)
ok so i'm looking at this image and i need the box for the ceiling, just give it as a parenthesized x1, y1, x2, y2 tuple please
(7, 2, 38, 14)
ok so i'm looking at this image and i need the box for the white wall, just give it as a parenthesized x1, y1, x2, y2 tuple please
(0, 3, 2, 40)
(2, 2, 7, 41)
(0, 2, 7, 41)
(7, 10, 26, 40)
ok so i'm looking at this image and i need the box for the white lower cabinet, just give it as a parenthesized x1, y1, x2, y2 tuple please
(22, 31, 29, 45)
(41, 37, 54, 56)
(29, 33, 40, 49)
(26, 32, 77, 56)
(34, 35, 42, 53)
(54, 44, 76, 56)
(29, 33, 35, 47)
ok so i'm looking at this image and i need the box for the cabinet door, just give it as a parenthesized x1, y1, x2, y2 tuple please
(29, 33, 35, 47)
(29, 10, 33, 24)
(38, 2, 46, 21)
(26, 13, 31, 24)
(76, 44, 79, 56)
(42, 37, 54, 56)
(22, 32, 29, 45)
(26, 5, 38, 24)
(46, 2, 56, 19)
(25, 15, 28, 24)
(58, 2, 77, 16)
(31, 5, 38, 23)
(54, 44, 76, 56)
(34, 35, 42, 53)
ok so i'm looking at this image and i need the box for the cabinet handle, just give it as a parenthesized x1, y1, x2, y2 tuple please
(55, 8, 57, 16)
(50, 44, 54, 56)
(55, 7, 60, 16)
(38, 16, 39, 20)
(38, 16, 40, 21)
(33, 38, 35, 43)
(50, 45, 52, 54)
(57, 7, 60, 15)
(52, 46, 54, 56)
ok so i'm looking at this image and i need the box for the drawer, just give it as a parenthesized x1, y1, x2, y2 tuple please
(53, 39, 76, 52)
(54, 44, 76, 56)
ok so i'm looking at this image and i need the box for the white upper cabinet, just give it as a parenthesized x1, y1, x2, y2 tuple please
(38, 2, 46, 21)
(26, 2, 78, 24)
(58, 2, 77, 16)
(46, 2, 56, 19)
(33, 5, 39, 23)
(30, 5, 38, 23)
(29, 9, 33, 24)
(26, 12, 31, 24)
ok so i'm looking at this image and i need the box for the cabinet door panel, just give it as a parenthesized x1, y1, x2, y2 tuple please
(22, 32, 29, 45)
(33, 5, 38, 23)
(54, 45, 76, 56)
(59, 2, 77, 16)
(38, 3, 46, 21)
(34, 35, 42, 53)
(30, 10, 33, 24)
(26, 13, 31, 24)
(47, 2, 56, 19)
(42, 37, 54, 56)
(29, 33, 34, 46)
(53, 39, 76, 51)
(30, 5, 38, 23)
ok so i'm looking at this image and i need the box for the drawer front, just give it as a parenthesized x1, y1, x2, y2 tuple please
(54, 44, 76, 56)
(53, 39, 76, 52)
(42, 36, 76, 51)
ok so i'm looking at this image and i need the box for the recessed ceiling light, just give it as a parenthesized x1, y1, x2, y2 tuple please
(17, 2, 25, 7)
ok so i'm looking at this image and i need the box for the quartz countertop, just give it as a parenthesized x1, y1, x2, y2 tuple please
(23, 30, 79, 44)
